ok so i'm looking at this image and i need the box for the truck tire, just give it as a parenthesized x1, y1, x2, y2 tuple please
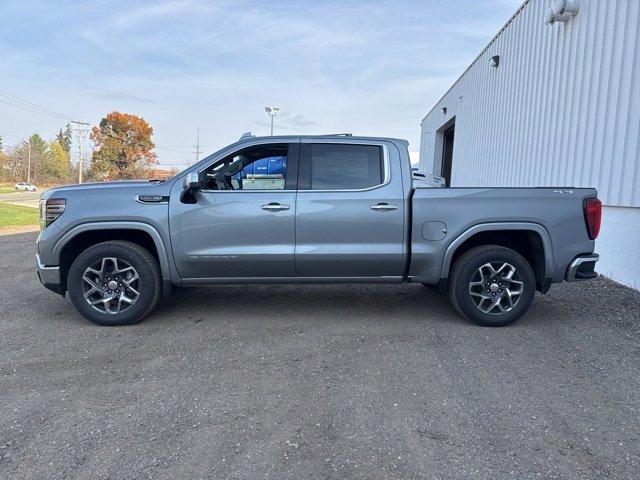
(67, 241, 161, 326)
(448, 245, 535, 327)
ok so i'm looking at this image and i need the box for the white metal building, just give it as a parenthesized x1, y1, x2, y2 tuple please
(419, 0, 640, 289)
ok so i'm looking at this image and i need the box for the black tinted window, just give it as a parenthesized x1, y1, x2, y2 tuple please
(310, 144, 383, 190)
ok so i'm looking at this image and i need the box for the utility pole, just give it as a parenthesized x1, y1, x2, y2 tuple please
(71, 121, 90, 183)
(27, 140, 31, 182)
(193, 128, 202, 165)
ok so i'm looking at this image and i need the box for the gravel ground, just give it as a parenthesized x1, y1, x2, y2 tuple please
(1, 231, 639, 480)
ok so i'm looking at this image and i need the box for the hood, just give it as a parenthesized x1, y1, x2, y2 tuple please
(41, 180, 172, 199)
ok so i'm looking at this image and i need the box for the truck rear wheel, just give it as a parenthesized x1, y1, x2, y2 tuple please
(448, 245, 535, 327)
(67, 241, 161, 326)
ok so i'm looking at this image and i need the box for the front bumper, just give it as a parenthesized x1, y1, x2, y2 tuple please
(36, 254, 64, 295)
(565, 253, 599, 282)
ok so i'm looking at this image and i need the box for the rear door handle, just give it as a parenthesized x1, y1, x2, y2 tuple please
(370, 203, 398, 212)
(262, 202, 290, 212)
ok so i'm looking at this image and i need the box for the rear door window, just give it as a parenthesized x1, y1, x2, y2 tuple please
(309, 144, 383, 190)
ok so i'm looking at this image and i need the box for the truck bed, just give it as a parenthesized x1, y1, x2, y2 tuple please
(409, 187, 598, 286)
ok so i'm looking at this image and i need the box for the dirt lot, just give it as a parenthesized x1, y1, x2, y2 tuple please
(1, 231, 639, 479)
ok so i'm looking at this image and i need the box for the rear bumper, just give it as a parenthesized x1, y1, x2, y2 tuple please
(36, 254, 64, 295)
(565, 253, 599, 282)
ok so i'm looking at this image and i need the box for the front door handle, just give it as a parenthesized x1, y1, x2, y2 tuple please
(262, 202, 290, 212)
(370, 203, 398, 212)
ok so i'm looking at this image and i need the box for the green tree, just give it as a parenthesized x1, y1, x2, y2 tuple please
(90, 111, 157, 179)
(56, 123, 72, 156)
(27, 134, 49, 182)
(28, 133, 48, 156)
(38, 141, 71, 180)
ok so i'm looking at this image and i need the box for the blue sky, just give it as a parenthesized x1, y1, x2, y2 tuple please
(0, 0, 520, 168)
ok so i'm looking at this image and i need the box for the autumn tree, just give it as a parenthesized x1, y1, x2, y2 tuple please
(2, 138, 39, 181)
(90, 112, 157, 180)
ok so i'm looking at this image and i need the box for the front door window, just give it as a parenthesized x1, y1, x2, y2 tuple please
(202, 144, 289, 191)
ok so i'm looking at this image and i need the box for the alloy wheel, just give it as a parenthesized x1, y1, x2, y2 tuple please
(468, 261, 524, 315)
(81, 257, 140, 314)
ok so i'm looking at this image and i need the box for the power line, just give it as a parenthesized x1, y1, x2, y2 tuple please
(0, 89, 70, 118)
(0, 89, 86, 123)
(157, 144, 210, 148)
(0, 98, 70, 121)
(155, 146, 193, 154)
(0, 131, 22, 139)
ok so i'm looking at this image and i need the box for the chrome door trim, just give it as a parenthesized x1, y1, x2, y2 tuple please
(199, 189, 293, 194)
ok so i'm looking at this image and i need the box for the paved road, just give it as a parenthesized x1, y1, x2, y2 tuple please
(0, 191, 40, 208)
(1, 232, 639, 479)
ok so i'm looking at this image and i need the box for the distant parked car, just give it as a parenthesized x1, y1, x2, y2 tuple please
(14, 182, 37, 192)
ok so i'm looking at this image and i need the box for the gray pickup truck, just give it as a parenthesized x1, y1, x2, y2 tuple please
(36, 135, 601, 327)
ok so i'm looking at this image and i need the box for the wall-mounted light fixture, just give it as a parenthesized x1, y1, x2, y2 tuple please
(441, 107, 447, 115)
(545, 0, 579, 25)
(489, 55, 500, 68)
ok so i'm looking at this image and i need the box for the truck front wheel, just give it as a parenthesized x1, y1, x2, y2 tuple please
(67, 241, 161, 326)
(448, 245, 535, 327)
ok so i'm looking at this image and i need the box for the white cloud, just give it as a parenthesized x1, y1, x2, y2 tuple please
(0, 0, 521, 166)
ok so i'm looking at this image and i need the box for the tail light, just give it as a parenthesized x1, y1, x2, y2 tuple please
(583, 198, 601, 240)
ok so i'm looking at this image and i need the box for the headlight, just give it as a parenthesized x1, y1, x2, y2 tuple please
(40, 198, 66, 229)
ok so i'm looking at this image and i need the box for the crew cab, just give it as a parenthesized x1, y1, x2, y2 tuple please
(36, 135, 601, 327)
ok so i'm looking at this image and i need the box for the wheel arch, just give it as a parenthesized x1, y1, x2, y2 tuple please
(53, 222, 173, 293)
(441, 222, 553, 292)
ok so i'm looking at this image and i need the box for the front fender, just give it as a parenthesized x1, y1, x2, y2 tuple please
(52, 221, 175, 284)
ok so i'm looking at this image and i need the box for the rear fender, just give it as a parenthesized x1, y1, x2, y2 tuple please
(440, 222, 554, 282)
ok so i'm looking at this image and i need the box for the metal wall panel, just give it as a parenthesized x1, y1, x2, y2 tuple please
(420, 0, 640, 207)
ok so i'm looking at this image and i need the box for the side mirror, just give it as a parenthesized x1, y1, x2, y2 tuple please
(180, 172, 201, 204)
(183, 172, 201, 191)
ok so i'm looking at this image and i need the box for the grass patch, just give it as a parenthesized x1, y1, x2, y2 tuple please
(0, 187, 18, 194)
(0, 202, 39, 228)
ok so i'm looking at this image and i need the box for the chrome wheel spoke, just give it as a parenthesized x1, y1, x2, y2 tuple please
(114, 265, 135, 275)
(82, 276, 101, 291)
(506, 289, 515, 307)
(503, 265, 516, 280)
(469, 290, 490, 299)
(482, 295, 501, 313)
